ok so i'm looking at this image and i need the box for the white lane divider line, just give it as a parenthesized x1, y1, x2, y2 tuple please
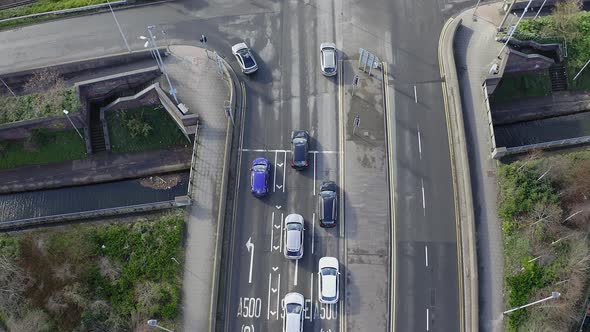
(425, 245, 429, 267)
(310, 272, 314, 322)
(313, 152, 317, 196)
(414, 85, 418, 103)
(294, 259, 299, 286)
(276, 273, 281, 320)
(270, 212, 275, 251)
(267, 273, 272, 320)
(312, 213, 316, 254)
(421, 178, 426, 216)
(426, 308, 430, 331)
(273, 150, 278, 192)
(417, 128, 422, 160)
(279, 213, 284, 252)
(282, 152, 286, 193)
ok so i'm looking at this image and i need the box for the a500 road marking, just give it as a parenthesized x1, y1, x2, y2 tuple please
(237, 297, 262, 318)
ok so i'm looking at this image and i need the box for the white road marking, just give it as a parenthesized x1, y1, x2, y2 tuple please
(241, 148, 338, 154)
(426, 308, 430, 331)
(421, 178, 426, 215)
(276, 205, 282, 209)
(414, 85, 418, 103)
(276, 273, 281, 320)
(312, 213, 315, 254)
(279, 213, 284, 252)
(425, 245, 429, 267)
(245, 237, 254, 284)
(267, 273, 272, 319)
(276, 185, 283, 190)
(313, 153, 317, 196)
(270, 212, 275, 251)
(273, 151, 278, 192)
(282, 152, 286, 193)
(310, 272, 314, 322)
(294, 259, 299, 286)
(272, 266, 279, 272)
(417, 129, 422, 160)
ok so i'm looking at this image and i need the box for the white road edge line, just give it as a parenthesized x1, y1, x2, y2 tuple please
(273, 151, 278, 192)
(417, 129, 422, 160)
(312, 213, 315, 254)
(294, 259, 298, 286)
(313, 152, 317, 196)
(426, 308, 430, 331)
(276, 273, 281, 320)
(310, 272, 314, 322)
(282, 152, 286, 192)
(425, 245, 429, 267)
(414, 85, 418, 103)
(270, 212, 275, 252)
(279, 213, 284, 252)
(267, 273, 272, 320)
(421, 178, 426, 215)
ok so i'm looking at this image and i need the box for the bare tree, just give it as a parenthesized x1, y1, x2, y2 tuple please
(542, 0, 582, 41)
(0, 255, 27, 314)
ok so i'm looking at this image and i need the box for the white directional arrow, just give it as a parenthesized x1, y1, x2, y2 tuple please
(246, 237, 254, 284)
(276, 185, 283, 190)
(273, 245, 280, 251)
(274, 224, 281, 229)
(270, 311, 276, 316)
(277, 163, 283, 167)
(275, 205, 282, 209)
(272, 266, 279, 272)
(271, 287, 277, 293)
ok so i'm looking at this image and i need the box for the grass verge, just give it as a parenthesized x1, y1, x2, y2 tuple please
(499, 149, 590, 331)
(107, 105, 188, 153)
(0, 87, 79, 125)
(491, 72, 552, 103)
(0, 129, 86, 169)
(0, 210, 184, 331)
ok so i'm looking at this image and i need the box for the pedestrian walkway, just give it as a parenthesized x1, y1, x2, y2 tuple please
(163, 45, 233, 331)
(453, 3, 506, 332)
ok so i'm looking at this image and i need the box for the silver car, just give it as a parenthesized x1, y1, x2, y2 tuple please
(232, 42, 258, 74)
(320, 42, 337, 76)
(284, 213, 304, 259)
(318, 256, 340, 304)
(283, 292, 304, 332)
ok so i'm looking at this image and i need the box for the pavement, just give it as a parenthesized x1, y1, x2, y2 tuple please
(449, 3, 508, 331)
(164, 45, 233, 332)
(0, 146, 191, 194)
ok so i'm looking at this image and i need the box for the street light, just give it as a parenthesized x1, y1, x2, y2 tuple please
(139, 26, 179, 104)
(63, 109, 85, 142)
(503, 291, 561, 315)
(147, 320, 174, 332)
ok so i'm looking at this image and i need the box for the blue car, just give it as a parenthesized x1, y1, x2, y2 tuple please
(251, 158, 270, 197)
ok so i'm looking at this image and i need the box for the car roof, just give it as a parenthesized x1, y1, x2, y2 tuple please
(323, 50, 335, 68)
(286, 313, 301, 331)
(252, 170, 266, 190)
(321, 274, 337, 298)
(321, 195, 335, 220)
(286, 228, 301, 250)
(294, 143, 307, 161)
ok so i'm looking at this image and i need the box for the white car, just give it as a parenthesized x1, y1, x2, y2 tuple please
(318, 257, 340, 304)
(232, 42, 258, 74)
(320, 42, 337, 76)
(284, 213, 304, 259)
(283, 292, 304, 332)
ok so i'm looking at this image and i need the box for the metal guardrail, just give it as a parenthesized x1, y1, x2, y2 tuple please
(482, 82, 497, 153)
(0, 0, 127, 23)
(187, 123, 199, 201)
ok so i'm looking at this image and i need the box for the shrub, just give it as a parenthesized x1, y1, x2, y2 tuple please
(506, 261, 550, 331)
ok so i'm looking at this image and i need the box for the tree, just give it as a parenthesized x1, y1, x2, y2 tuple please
(542, 0, 582, 41)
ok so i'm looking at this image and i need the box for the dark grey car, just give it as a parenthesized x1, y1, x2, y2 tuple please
(290, 130, 309, 170)
(318, 181, 337, 227)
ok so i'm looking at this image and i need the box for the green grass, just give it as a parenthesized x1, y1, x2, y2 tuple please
(0, 211, 184, 331)
(0, 129, 86, 169)
(107, 105, 188, 153)
(491, 72, 552, 103)
(0, 87, 79, 124)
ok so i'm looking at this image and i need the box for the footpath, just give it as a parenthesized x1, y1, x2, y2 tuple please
(440, 2, 509, 332)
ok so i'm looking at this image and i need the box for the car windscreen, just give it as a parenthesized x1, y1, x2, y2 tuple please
(322, 267, 337, 276)
(238, 49, 256, 68)
(321, 190, 336, 199)
(287, 223, 301, 231)
(286, 303, 302, 314)
(252, 164, 266, 172)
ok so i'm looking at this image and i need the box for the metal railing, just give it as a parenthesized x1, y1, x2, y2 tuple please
(187, 123, 200, 201)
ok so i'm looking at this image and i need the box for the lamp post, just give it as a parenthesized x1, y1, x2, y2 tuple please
(140, 25, 179, 104)
(496, 0, 534, 60)
(105, 0, 130, 52)
(147, 320, 174, 332)
(63, 110, 84, 142)
(503, 291, 561, 315)
(0, 77, 16, 97)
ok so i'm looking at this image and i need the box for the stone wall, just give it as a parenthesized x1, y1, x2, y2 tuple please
(0, 114, 84, 140)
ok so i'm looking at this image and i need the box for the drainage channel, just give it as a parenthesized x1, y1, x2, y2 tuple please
(0, 172, 189, 223)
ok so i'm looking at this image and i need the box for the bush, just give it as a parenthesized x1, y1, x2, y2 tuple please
(506, 261, 551, 331)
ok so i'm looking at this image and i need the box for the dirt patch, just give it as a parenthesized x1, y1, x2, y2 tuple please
(139, 173, 182, 190)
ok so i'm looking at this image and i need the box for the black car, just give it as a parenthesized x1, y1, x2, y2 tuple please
(318, 181, 337, 227)
(290, 130, 309, 169)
